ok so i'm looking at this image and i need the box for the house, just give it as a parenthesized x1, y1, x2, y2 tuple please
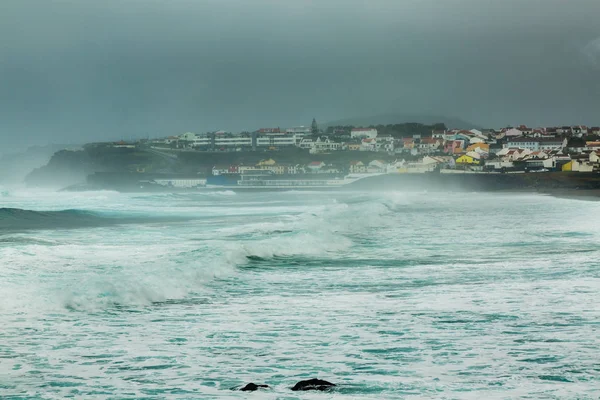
(563, 157, 594, 172)
(368, 160, 387, 173)
(517, 125, 533, 135)
(499, 148, 533, 162)
(466, 143, 490, 155)
(586, 141, 600, 150)
(349, 161, 367, 173)
(307, 161, 325, 172)
(360, 138, 377, 151)
(310, 137, 342, 154)
(403, 138, 415, 149)
(456, 152, 481, 165)
(589, 151, 600, 164)
(376, 135, 395, 152)
(351, 128, 378, 139)
(269, 165, 286, 174)
(485, 159, 514, 170)
(504, 128, 523, 137)
(432, 130, 446, 139)
(347, 143, 361, 151)
(286, 126, 311, 139)
(468, 136, 486, 144)
(321, 165, 342, 174)
(402, 160, 437, 173)
(444, 140, 465, 155)
(286, 164, 303, 174)
(418, 138, 441, 153)
(212, 165, 231, 175)
(299, 138, 315, 149)
(423, 155, 454, 169)
(469, 129, 485, 137)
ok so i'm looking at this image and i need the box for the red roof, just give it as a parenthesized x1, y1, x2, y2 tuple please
(309, 161, 323, 166)
(421, 138, 438, 144)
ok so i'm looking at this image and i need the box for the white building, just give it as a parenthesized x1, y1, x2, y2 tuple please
(215, 136, 252, 148)
(351, 128, 378, 139)
(309, 138, 341, 154)
(178, 132, 211, 148)
(307, 161, 325, 172)
(368, 160, 387, 173)
(285, 126, 312, 144)
(349, 161, 367, 173)
(360, 138, 377, 151)
(299, 138, 314, 149)
(375, 136, 395, 152)
(504, 128, 523, 137)
(505, 138, 565, 151)
(256, 134, 296, 148)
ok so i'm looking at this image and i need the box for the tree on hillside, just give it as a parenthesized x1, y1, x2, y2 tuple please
(311, 118, 319, 134)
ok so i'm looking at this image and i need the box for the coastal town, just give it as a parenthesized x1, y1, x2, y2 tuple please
(118, 120, 600, 176)
(30, 120, 600, 191)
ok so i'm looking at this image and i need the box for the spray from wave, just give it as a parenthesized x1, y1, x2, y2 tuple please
(1, 192, 416, 312)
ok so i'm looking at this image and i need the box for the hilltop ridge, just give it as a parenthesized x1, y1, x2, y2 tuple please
(323, 113, 481, 130)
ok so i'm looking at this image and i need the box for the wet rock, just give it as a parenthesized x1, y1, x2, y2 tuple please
(291, 378, 336, 391)
(238, 383, 269, 391)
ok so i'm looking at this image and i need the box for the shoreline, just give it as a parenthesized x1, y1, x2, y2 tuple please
(535, 188, 600, 201)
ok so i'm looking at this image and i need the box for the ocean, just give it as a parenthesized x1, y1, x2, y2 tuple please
(1, 188, 599, 399)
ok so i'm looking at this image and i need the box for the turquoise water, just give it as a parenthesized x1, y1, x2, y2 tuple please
(1, 189, 599, 399)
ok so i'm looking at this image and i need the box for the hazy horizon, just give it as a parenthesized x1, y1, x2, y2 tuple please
(2, 0, 600, 152)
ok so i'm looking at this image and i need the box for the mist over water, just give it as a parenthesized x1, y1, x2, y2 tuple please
(1, 189, 599, 398)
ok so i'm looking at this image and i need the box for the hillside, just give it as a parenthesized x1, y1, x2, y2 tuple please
(0, 144, 70, 185)
(323, 113, 481, 130)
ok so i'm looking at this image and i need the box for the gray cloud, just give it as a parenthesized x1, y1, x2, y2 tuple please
(1, 0, 600, 152)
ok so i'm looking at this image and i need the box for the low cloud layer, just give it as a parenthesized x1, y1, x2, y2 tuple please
(1, 0, 600, 151)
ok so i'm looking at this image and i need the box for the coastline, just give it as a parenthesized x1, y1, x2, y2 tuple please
(536, 188, 600, 201)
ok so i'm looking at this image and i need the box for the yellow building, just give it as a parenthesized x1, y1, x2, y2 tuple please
(456, 155, 480, 165)
(562, 161, 573, 171)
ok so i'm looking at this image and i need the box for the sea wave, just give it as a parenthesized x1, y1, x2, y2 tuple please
(0, 208, 107, 231)
(0, 207, 192, 232)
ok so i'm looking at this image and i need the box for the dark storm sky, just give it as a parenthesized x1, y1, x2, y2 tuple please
(1, 0, 600, 151)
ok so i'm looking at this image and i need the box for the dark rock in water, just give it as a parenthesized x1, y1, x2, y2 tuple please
(238, 383, 269, 391)
(291, 378, 336, 391)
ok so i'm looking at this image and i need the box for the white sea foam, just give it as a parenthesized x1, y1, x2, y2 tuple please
(2, 190, 600, 398)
